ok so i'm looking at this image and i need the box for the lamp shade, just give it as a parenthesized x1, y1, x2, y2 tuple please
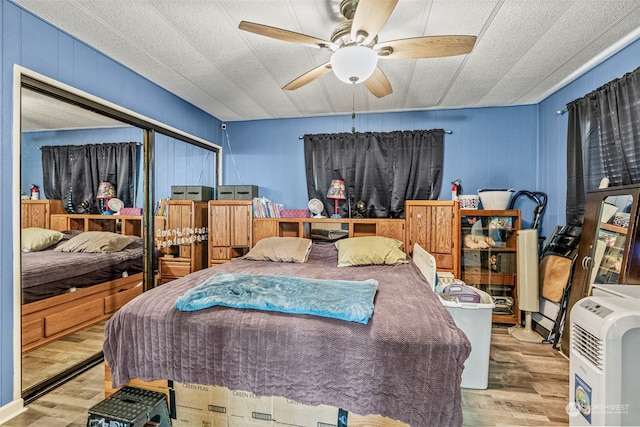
(330, 45, 378, 84)
(96, 181, 116, 199)
(327, 179, 346, 200)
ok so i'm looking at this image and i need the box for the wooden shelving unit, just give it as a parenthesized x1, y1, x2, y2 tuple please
(50, 213, 144, 237)
(459, 209, 521, 324)
(252, 217, 405, 247)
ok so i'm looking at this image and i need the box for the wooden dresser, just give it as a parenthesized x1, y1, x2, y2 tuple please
(208, 200, 253, 266)
(405, 200, 460, 276)
(21, 199, 64, 228)
(157, 200, 209, 284)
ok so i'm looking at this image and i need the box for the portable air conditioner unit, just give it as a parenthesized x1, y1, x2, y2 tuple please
(569, 292, 640, 426)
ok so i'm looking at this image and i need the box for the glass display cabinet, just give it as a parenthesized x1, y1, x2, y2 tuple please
(561, 184, 640, 356)
(460, 209, 522, 324)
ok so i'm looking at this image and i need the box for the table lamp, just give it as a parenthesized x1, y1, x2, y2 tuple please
(97, 181, 116, 215)
(326, 179, 346, 219)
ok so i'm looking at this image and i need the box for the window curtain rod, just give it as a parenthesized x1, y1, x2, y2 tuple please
(37, 142, 143, 149)
(297, 129, 453, 139)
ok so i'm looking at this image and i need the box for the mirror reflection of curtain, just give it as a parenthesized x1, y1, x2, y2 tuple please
(565, 65, 640, 226)
(41, 142, 138, 212)
(304, 130, 444, 218)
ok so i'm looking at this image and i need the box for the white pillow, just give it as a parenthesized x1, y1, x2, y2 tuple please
(22, 227, 64, 252)
(243, 237, 312, 263)
(54, 231, 135, 253)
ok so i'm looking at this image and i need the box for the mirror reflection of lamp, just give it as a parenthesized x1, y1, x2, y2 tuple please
(96, 181, 116, 215)
(326, 179, 346, 219)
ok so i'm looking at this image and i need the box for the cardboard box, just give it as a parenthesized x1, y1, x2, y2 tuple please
(171, 186, 187, 200)
(228, 418, 273, 427)
(173, 383, 229, 427)
(173, 408, 228, 427)
(216, 185, 259, 200)
(272, 396, 339, 427)
(234, 185, 259, 200)
(171, 185, 214, 201)
(186, 185, 214, 201)
(173, 382, 227, 413)
(228, 389, 273, 422)
(217, 185, 235, 200)
(171, 383, 342, 427)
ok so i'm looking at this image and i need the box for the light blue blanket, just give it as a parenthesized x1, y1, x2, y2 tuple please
(174, 273, 378, 324)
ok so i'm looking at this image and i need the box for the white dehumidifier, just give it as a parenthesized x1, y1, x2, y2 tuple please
(569, 293, 640, 426)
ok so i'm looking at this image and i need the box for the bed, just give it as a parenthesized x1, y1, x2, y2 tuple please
(104, 237, 471, 426)
(21, 228, 145, 353)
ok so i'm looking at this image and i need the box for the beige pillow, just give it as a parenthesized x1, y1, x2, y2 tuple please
(54, 231, 135, 253)
(243, 237, 312, 263)
(335, 236, 407, 267)
(22, 227, 64, 252)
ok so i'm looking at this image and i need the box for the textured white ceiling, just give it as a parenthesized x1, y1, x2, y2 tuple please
(21, 88, 128, 132)
(14, 0, 640, 122)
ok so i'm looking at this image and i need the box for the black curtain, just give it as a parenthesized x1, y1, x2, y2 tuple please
(304, 130, 444, 218)
(41, 142, 138, 213)
(566, 65, 640, 226)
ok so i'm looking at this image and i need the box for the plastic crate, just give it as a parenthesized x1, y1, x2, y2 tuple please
(87, 386, 170, 427)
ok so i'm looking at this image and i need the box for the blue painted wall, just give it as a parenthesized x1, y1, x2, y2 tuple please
(154, 133, 218, 200)
(2, 0, 640, 413)
(223, 106, 539, 223)
(1, 0, 222, 408)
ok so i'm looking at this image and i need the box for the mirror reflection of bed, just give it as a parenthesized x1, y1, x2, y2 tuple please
(19, 79, 220, 403)
(20, 88, 145, 397)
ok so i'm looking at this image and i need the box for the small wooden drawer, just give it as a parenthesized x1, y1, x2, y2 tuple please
(209, 246, 231, 260)
(22, 318, 43, 346)
(434, 253, 453, 270)
(44, 299, 103, 337)
(104, 285, 143, 314)
(159, 258, 191, 278)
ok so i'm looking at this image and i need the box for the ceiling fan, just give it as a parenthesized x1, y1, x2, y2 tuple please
(239, 0, 476, 98)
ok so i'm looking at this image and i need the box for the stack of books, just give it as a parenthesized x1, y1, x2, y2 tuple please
(252, 197, 283, 218)
(154, 198, 170, 216)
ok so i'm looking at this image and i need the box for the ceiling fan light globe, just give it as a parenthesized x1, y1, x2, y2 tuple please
(330, 45, 378, 84)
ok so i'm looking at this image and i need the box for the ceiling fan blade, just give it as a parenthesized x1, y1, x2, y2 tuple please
(239, 21, 336, 50)
(351, 0, 398, 45)
(364, 67, 393, 98)
(283, 62, 333, 91)
(377, 35, 477, 59)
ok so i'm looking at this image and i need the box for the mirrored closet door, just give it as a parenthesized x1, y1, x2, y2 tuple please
(20, 87, 145, 400)
(19, 79, 220, 403)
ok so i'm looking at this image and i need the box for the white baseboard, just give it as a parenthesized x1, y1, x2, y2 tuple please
(0, 398, 26, 424)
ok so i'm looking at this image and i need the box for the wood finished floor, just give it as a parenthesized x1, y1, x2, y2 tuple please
(4, 326, 569, 427)
(22, 321, 105, 390)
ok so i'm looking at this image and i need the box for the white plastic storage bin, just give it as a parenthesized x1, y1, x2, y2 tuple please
(412, 243, 495, 389)
(437, 284, 495, 389)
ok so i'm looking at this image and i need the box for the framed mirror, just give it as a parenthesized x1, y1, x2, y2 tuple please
(588, 194, 633, 290)
(18, 74, 220, 403)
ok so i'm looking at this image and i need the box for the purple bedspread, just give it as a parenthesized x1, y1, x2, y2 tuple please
(104, 242, 471, 426)
(21, 234, 144, 304)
